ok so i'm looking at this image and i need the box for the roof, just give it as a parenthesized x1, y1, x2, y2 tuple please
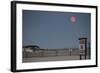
(23, 45, 40, 49)
(78, 37, 87, 40)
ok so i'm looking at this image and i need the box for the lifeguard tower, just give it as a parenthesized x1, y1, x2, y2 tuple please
(79, 38, 87, 60)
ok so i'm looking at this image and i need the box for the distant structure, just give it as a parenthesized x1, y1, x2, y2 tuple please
(79, 38, 87, 60)
(23, 45, 40, 52)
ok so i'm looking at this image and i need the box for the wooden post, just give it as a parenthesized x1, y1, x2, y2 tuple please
(56, 50, 57, 56)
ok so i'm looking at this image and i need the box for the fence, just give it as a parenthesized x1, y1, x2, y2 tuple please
(23, 48, 80, 58)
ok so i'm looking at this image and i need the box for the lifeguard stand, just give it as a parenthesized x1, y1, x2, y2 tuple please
(79, 38, 87, 60)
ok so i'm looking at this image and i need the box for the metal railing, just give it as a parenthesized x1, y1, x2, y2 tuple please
(23, 48, 80, 58)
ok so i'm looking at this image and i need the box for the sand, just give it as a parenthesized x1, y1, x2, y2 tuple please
(23, 55, 90, 63)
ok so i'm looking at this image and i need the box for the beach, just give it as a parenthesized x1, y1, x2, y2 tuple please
(22, 49, 90, 63)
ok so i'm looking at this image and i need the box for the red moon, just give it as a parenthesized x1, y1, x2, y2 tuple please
(70, 16, 77, 23)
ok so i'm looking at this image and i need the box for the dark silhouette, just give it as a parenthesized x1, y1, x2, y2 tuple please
(23, 45, 40, 52)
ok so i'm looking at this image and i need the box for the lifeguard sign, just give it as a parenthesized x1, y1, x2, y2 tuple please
(79, 38, 87, 59)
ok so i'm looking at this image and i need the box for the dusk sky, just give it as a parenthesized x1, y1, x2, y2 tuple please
(23, 10, 90, 49)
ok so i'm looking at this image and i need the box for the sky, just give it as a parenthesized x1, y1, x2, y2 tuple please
(23, 10, 91, 49)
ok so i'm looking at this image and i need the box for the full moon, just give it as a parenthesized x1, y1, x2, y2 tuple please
(70, 16, 77, 23)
